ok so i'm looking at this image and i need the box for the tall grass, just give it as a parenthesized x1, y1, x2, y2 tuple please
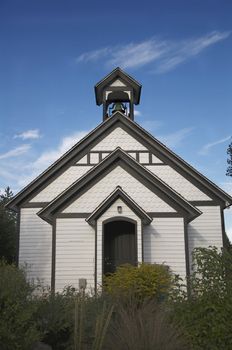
(105, 297, 188, 350)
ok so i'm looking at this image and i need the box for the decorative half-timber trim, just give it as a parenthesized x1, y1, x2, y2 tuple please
(38, 148, 201, 224)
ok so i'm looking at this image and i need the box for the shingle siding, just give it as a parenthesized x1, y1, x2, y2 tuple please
(91, 127, 147, 151)
(146, 165, 211, 201)
(30, 166, 92, 202)
(63, 166, 176, 213)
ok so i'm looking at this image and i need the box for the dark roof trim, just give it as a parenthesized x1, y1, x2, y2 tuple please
(86, 186, 153, 226)
(38, 148, 201, 224)
(94, 67, 142, 105)
(7, 112, 232, 211)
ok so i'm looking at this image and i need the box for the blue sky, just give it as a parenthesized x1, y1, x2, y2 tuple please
(0, 0, 232, 236)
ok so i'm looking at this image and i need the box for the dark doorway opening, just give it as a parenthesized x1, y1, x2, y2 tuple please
(103, 220, 137, 275)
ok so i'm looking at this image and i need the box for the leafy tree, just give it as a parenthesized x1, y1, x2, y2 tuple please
(172, 247, 232, 350)
(0, 261, 41, 350)
(226, 141, 232, 177)
(0, 187, 17, 263)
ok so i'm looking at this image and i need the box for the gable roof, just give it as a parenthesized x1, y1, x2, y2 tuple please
(6, 112, 232, 211)
(95, 67, 142, 105)
(86, 186, 153, 226)
(38, 148, 201, 224)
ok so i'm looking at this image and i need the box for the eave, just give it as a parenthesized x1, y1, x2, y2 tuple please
(86, 186, 153, 226)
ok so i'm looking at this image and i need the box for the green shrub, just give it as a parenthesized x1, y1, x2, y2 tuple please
(171, 247, 232, 350)
(36, 286, 76, 350)
(0, 260, 41, 350)
(104, 263, 172, 301)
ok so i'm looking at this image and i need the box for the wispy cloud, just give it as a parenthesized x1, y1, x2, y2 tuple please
(76, 31, 230, 73)
(134, 110, 142, 117)
(0, 130, 89, 191)
(18, 130, 89, 187)
(31, 131, 88, 172)
(157, 127, 193, 148)
(0, 144, 31, 160)
(199, 135, 231, 155)
(14, 129, 42, 140)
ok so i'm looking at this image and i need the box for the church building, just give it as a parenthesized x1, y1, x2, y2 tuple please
(7, 68, 232, 293)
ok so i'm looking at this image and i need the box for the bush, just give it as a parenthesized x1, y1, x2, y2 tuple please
(171, 247, 232, 350)
(0, 261, 41, 350)
(104, 263, 172, 301)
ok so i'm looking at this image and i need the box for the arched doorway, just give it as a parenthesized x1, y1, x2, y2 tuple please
(103, 219, 137, 274)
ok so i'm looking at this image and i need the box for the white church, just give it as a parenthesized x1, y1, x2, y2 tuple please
(7, 68, 232, 293)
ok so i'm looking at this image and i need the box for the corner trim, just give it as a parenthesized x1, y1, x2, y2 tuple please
(51, 220, 56, 293)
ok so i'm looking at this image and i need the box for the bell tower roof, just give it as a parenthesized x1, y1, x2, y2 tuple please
(94, 67, 142, 106)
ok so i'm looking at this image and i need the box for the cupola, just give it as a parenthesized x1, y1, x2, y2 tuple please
(94, 67, 142, 121)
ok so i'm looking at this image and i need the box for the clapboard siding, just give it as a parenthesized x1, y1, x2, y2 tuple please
(19, 208, 52, 286)
(96, 198, 142, 287)
(55, 218, 95, 292)
(30, 166, 92, 202)
(188, 206, 223, 268)
(91, 127, 147, 151)
(63, 166, 175, 213)
(146, 165, 211, 201)
(143, 218, 186, 278)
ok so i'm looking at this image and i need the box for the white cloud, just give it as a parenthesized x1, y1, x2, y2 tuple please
(76, 47, 112, 63)
(156, 31, 230, 73)
(140, 120, 163, 132)
(14, 129, 42, 140)
(134, 110, 142, 117)
(220, 181, 232, 195)
(0, 144, 31, 160)
(199, 136, 231, 155)
(18, 130, 89, 187)
(0, 130, 89, 191)
(157, 127, 193, 148)
(76, 31, 230, 73)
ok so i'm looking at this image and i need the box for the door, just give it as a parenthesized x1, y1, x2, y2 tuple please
(103, 220, 137, 274)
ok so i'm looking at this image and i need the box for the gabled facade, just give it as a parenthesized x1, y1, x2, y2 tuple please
(7, 68, 232, 293)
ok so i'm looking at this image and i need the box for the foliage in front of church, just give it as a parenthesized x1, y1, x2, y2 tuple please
(1, 247, 232, 349)
(103, 262, 172, 301)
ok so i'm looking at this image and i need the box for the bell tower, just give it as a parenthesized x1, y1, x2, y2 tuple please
(94, 67, 142, 121)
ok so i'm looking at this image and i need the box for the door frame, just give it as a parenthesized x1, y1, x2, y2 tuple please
(102, 216, 138, 277)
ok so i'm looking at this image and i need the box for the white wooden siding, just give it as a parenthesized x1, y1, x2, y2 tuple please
(91, 127, 147, 151)
(55, 218, 95, 293)
(19, 208, 52, 286)
(143, 218, 186, 278)
(146, 165, 211, 201)
(63, 166, 176, 213)
(30, 166, 92, 202)
(96, 198, 142, 287)
(188, 206, 223, 269)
